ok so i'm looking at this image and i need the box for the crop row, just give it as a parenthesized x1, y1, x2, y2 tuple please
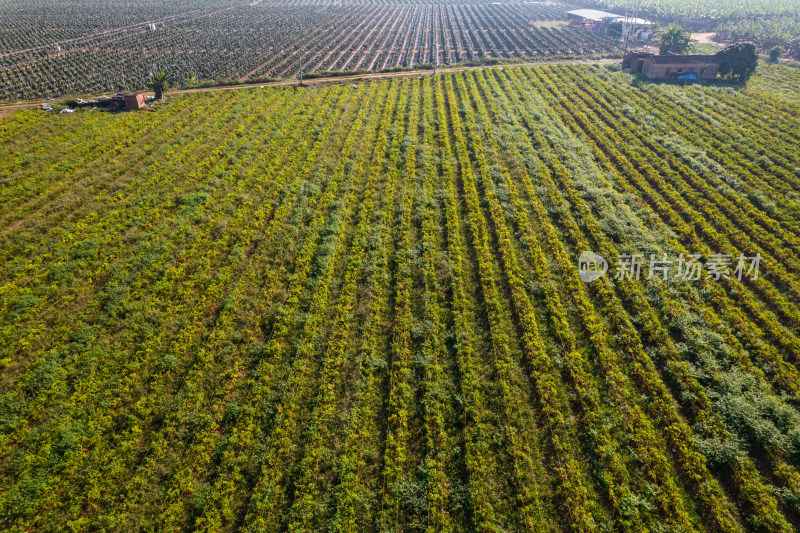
(579, 0, 800, 19)
(0, 2, 617, 100)
(3, 64, 800, 530)
(526, 64, 800, 529)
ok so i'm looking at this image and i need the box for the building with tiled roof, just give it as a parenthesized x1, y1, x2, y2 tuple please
(623, 52, 720, 81)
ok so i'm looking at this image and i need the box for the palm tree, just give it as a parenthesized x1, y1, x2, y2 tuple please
(149, 70, 168, 100)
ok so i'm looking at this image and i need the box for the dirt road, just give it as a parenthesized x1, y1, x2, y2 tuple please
(693, 33, 719, 45)
(0, 58, 617, 113)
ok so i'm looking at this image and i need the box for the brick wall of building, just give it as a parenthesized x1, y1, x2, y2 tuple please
(643, 61, 719, 80)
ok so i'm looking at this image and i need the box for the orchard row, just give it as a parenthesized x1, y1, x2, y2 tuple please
(0, 1, 617, 100)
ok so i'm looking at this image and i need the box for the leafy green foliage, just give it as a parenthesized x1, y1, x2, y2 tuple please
(659, 26, 693, 55)
(716, 42, 759, 82)
(148, 69, 168, 100)
(0, 0, 619, 100)
(1, 64, 800, 532)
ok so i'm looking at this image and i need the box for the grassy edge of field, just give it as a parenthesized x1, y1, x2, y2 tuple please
(4, 53, 800, 117)
(0, 56, 623, 115)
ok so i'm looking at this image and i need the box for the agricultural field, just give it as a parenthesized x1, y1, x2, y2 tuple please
(580, 0, 800, 58)
(715, 16, 800, 58)
(0, 0, 619, 100)
(2, 62, 800, 531)
(580, 0, 800, 18)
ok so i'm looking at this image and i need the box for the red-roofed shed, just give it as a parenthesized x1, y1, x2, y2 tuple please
(123, 93, 145, 110)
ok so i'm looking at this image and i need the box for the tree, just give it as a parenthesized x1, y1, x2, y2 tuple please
(148, 70, 168, 100)
(716, 42, 758, 83)
(659, 26, 692, 55)
(768, 45, 783, 63)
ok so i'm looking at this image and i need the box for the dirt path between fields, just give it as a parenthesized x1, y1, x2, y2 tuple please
(693, 33, 719, 45)
(0, 58, 616, 113)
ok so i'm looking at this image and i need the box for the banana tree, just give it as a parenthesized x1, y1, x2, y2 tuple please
(149, 70, 168, 100)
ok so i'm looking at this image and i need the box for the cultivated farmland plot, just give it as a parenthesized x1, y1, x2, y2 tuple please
(0, 0, 619, 100)
(580, 0, 800, 57)
(715, 15, 800, 58)
(580, 0, 800, 18)
(2, 62, 800, 531)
